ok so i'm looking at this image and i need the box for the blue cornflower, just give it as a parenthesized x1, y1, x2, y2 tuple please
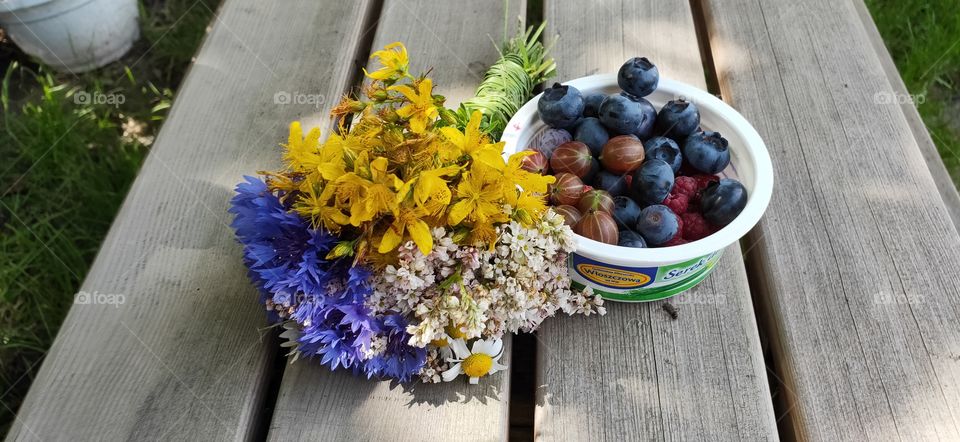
(230, 176, 425, 383)
(294, 266, 425, 382)
(229, 176, 337, 317)
(297, 299, 378, 372)
(295, 265, 378, 370)
(365, 314, 427, 382)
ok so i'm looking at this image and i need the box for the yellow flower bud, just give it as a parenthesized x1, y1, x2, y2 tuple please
(326, 241, 355, 259)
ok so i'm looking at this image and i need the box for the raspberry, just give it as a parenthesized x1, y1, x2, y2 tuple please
(663, 192, 690, 215)
(692, 174, 720, 190)
(681, 212, 716, 241)
(673, 176, 700, 197)
(674, 174, 720, 209)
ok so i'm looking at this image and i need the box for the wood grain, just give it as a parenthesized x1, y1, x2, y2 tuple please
(534, 1, 778, 440)
(5, 1, 377, 440)
(265, 1, 523, 441)
(701, 0, 960, 439)
(852, 0, 960, 228)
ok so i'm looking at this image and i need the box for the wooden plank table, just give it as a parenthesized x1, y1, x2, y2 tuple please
(7, 1, 378, 440)
(702, 0, 960, 439)
(851, 0, 960, 229)
(8, 0, 960, 441)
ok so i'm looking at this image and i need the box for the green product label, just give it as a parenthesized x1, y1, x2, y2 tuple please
(655, 252, 720, 284)
(572, 251, 724, 302)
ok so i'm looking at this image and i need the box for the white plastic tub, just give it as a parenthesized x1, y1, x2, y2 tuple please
(0, 0, 139, 72)
(501, 74, 774, 302)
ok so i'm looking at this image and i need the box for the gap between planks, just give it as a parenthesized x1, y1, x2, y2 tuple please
(689, 0, 796, 439)
(252, 5, 387, 440)
(534, 1, 779, 440)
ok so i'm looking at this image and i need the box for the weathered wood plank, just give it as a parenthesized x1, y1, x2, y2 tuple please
(701, 0, 960, 439)
(267, 336, 513, 442)
(5, 1, 377, 440)
(265, 1, 523, 440)
(852, 0, 960, 228)
(534, 1, 778, 440)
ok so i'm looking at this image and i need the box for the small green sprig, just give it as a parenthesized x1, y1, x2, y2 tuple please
(455, 21, 556, 139)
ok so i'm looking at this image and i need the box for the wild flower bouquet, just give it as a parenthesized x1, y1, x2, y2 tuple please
(230, 38, 603, 385)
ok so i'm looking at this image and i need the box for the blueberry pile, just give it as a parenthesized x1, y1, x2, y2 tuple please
(525, 57, 748, 248)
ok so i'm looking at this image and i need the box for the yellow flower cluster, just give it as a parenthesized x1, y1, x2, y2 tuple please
(266, 42, 554, 263)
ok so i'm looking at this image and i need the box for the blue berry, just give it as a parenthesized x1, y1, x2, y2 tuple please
(643, 136, 682, 173)
(633, 96, 657, 140)
(630, 159, 675, 205)
(683, 131, 730, 174)
(618, 230, 648, 248)
(636, 205, 679, 246)
(617, 57, 659, 97)
(583, 93, 607, 118)
(573, 117, 610, 156)
(700, 178, 748, 227)
(599, 93, 650, 135)
(593, 171, 628, 197)
(612, 196, 641, 229)
(538, 83, 585, 129)
(655, 99, 700, 141)
(584, 156, 601, 182)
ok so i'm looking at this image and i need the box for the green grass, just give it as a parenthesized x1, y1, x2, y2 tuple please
(0, 0, 219, 433)
(866, 0, 960, 186)
(140, 0, 222, 84)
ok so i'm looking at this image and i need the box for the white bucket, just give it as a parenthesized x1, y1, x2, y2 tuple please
(501, 74, 774, 302)
(0, 0, 139, 72)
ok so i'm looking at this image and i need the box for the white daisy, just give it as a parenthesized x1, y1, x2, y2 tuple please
(429, 333, 455, 360)
(441, 338, 507, 384)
